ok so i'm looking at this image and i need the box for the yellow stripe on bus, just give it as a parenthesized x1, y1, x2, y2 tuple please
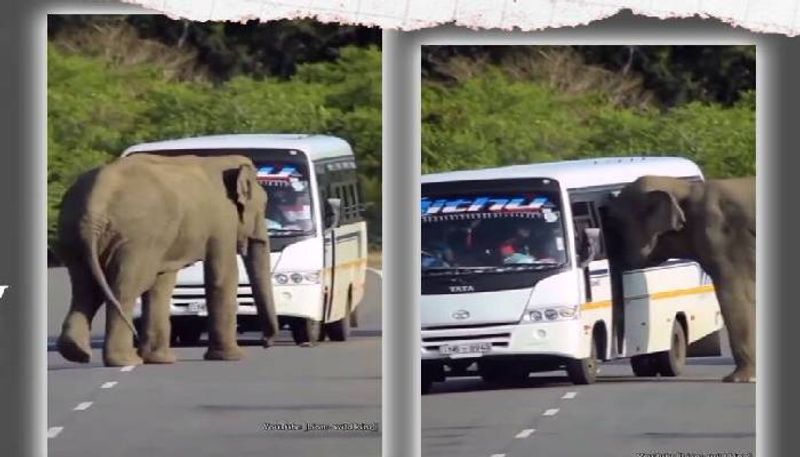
(323, 258, 368, 273)
(580, 284, 715, 311)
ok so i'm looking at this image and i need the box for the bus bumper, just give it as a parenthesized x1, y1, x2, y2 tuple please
(421, 320, 585, 363)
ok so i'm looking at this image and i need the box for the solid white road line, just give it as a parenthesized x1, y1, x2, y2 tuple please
(101, 381, 118, 389)
(47, 427, 64, 439)
(120, 365, 135, 372)
(515, 428, 536, 439)
(73, 401, 93, 411)
(543, 408, 560, 416)
(490, 454, 506, 457)
(562, 391, 577, 399)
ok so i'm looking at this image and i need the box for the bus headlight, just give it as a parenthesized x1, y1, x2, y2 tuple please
(273, 271, 321, 285)
(522, 305, 579, 323)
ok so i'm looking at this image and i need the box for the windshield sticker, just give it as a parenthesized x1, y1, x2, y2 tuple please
(421, 196, 553, 216)
(556, 236, 565, 251)
(543, 209, 559, 223)
(257, 165, 303, 185)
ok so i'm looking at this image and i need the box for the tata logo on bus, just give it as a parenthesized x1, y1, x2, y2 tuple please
(256, 165, 301, 182)
(421, 196, 551, 216)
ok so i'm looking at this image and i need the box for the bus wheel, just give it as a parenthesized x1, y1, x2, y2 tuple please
(656, 321, 687, 377)
(326, 295, 352, 342)
(421, 370, 434, 395)
(566, 337, 599, 385)
(173, 319, 203, 346)
(630, 354, 659, 377)
(289, 317, 321, 347)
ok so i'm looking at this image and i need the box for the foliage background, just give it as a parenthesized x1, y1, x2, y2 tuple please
(47, 16, 382, 260)
(48, 17, 755, 259)
(421, 46, 755, 178)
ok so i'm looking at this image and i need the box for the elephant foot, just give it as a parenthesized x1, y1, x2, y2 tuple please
(722, 368, 756, 383)
(103, 351, 143, 368)
(140, 347, 177, 364)
(56, 334, 92, 363)
(204, 346, 245, 361)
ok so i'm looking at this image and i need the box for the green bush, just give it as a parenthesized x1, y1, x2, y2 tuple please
(422, 71, 754, 179)
(47, 44, 382, 250)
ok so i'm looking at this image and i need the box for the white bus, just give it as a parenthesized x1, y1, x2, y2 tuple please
(124, 134, 368, 345)
(421, 157, 723, 392)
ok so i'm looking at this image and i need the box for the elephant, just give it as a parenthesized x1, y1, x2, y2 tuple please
(55, 153, 279, 367)
(605, 175, 755, 383)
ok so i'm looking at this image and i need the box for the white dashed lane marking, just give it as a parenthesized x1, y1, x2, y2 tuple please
(514, 428, 536, 439)
(562, 391, 577, 399)
(47, 427, 64, 439)
(73, 401, 93, 411)
(120, 365, 135, 372)
(542, 408, 560, 416)
(490, 454, 506, 457)
(101, 381, 118, 389)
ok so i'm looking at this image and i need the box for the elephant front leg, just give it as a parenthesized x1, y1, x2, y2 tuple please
(139, 270, 178, 364)
(203, 244, 244, 361)
(717, 280, 756, 383)
(57, 264, 103, 363)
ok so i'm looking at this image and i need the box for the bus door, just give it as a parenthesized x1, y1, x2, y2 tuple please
(572, 200, 613, 358)
(317, 163, 335, 324)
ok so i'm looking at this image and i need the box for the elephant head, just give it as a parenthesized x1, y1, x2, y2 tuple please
(606, 176, 691, 269)
(230, 163, 279, 346)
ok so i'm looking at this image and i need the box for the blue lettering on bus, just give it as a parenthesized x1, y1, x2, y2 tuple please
(421, 196, 550, 215)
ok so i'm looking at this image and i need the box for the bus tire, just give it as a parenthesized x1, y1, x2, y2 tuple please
(173, 319, 203, 346)
(422, 369, 434, 395)
(630, 354, 659, 377)
(656, 320, 687, 377)
(326, 295, 352, 342)
(289, 317, 321, 347)
(566, 337, 599, 385)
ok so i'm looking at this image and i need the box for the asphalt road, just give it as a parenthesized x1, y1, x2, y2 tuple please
(423, 337, 755, 457)
(48, 268, 382, 457)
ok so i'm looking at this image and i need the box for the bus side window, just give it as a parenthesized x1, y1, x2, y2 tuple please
(571, 201, 607, 261)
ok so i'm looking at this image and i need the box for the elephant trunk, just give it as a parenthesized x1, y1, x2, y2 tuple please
(243, 239, 279, 347)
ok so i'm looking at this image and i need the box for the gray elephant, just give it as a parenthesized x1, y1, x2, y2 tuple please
(55, 153, 278, 367)
(606, 175, 755, 383)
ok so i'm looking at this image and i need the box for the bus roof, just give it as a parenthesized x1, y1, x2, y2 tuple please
(421, 157, 703, 190)
(122, 134, 354, 162)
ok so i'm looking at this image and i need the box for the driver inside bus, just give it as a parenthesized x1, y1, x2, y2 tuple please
(266, 184, 311, 231)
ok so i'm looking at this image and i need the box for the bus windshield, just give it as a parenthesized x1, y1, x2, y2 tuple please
(256, 161, 315, 236)
(421, 188, 567, 273)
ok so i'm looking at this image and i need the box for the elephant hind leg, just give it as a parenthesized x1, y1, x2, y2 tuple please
(57, 263, 104, 363)
(718, 279, 756, 383)
(103, 252, 157, 367)
(139, 270, 178, 364)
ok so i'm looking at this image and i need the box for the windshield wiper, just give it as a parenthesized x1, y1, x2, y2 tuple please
(422, 262, 566, 275)
(268, 228, 309, 237)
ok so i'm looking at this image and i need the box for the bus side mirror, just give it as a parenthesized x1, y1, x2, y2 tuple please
(324, 198, 342, 229)
(578, 228, 601, 268)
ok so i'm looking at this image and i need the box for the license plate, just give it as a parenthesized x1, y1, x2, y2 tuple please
(439, 342, 492, 357)
(187, 302, 207, 314)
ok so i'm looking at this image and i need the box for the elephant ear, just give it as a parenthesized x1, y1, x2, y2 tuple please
(235, 164, 255, 211)
(234, 164, 269, 245)
(646, 190, 686, 233)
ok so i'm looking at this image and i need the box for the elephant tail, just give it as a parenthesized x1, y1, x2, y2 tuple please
(85, 228, 140, 342)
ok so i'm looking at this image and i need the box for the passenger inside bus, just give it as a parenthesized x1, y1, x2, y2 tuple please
(265, 183, 313, 232)
(422, 215, 566, 269)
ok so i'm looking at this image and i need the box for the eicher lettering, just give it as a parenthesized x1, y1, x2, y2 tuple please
(421, 196, 551, 216)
